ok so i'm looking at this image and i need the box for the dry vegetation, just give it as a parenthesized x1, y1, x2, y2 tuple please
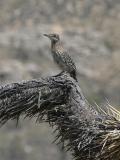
(0, 0, 119, 160)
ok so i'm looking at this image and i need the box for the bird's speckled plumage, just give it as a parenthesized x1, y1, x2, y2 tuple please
(44, 33, 77, 80)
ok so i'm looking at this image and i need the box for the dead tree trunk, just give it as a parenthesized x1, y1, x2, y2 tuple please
(0, 72, 120, 160)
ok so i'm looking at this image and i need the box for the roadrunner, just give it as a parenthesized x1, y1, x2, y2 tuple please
(44, 33, 77, 80)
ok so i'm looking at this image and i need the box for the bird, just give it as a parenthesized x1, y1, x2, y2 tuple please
(44, 33, 77, 80)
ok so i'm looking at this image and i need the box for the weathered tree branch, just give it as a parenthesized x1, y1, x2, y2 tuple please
(0, 72, 120, 160)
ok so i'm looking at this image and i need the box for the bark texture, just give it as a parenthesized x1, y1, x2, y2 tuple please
(0, 72, 120, 160)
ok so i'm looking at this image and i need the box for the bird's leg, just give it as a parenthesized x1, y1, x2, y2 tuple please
(53, 71, 65, 78)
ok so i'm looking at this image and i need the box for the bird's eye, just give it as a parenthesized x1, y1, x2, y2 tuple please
(53, 35, 56, 38)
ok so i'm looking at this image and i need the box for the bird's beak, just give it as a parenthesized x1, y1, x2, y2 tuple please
(43, 34, 49, 38)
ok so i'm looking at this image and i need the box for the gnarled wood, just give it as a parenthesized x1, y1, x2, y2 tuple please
(0, 72, 120, 160)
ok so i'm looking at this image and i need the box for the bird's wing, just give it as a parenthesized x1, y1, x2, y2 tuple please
(60, 52, 76, 71)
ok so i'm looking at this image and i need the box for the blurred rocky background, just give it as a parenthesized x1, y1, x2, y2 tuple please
(0, 0, 120, 160)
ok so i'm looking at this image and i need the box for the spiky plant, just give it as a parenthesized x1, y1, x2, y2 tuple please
(0, 72, 120, 160)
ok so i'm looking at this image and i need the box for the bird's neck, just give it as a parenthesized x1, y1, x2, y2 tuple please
(51, 41, 59, 50)
(51, 41, 63, 53)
